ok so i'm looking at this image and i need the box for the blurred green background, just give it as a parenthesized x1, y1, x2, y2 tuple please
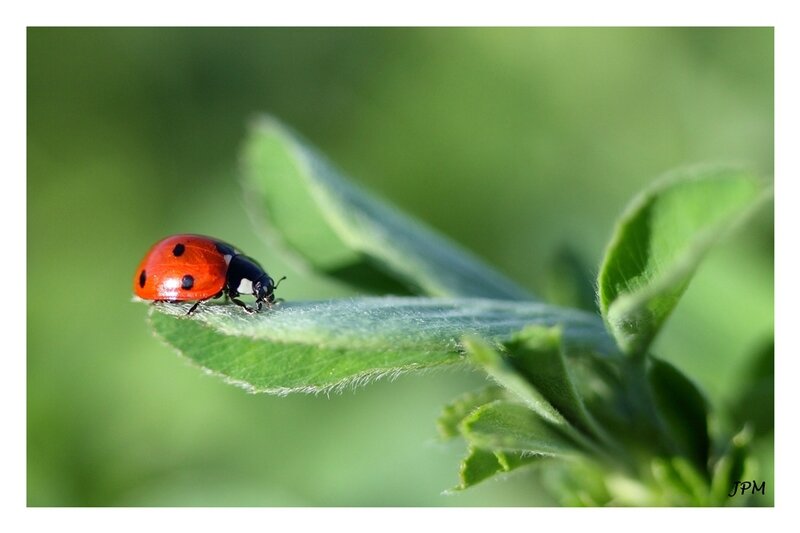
(27, 27, 773, 506)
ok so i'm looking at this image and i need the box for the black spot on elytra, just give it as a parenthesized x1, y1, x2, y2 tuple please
(139, 270, 146, 288)
(172, 243, 185, 257)
(181, 274, 194, 290)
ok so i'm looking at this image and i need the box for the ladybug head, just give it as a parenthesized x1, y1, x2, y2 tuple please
(227, 255, 286, 312)
(254, 275, 275, 306)
(254, 274, 286, 310)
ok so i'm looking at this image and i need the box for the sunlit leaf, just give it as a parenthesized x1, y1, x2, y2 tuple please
(597, 166, 771, 354)
(148, 297, 613, 394)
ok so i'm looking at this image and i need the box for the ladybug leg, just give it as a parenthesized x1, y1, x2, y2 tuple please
(258, 298, 282, 310)
(187, 291, 226, 315)
(231, 297, 256, 315)
(186, 295, 219, 315)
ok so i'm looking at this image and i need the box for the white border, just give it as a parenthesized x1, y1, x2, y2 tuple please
(7, 1, 795, 531)
(9, 0, 781, 26)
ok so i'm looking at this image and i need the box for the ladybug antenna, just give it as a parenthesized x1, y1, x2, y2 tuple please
(273, 275, 287, 289)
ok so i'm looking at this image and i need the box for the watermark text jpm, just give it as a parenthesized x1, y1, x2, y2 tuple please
(729, 480, 766, 497)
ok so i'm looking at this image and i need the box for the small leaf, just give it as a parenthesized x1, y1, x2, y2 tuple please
(437, 386, 506, 440)
(504, 326, 603, 439)
(597, 165, 771, 354)
(454, 447, 539, 491)
(148, 297, 613, 394)
(241, 115, 534, 300)
(460, 400, 578, 456)
(647, 356, 710, 472)
(456, 447, 504, 490)
(462, 336, 565, 425)
(554, 349, 633, 438)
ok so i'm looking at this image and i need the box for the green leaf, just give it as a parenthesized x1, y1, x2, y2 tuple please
(148, 297, 613, 394)
(462, 336, 564, 425)
(710, 426, 755, 505)
(647, 356, 710, 471)
(504, 326, 603, 439)
(671, 457, 710, 504)
(462, 333, 624, 467)
(241, 115, 534, 300)
(651, 456, 710, 506)
(460, 400, 578, 456)
(456, 447, 505, 490)
(494, 450, 538, 472)
(597, 165, 771, 354)
(540, 459, 613, 506)
(542, 246, 597, 312)
(454, 447, 539, 491)
(730, 339, 774, 437)
(437, 386, 506, 440)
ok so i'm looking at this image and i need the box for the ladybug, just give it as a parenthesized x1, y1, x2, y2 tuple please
(133, 234, 284, 315)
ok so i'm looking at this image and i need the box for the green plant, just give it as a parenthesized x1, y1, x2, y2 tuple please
(145, 115, 773, 506)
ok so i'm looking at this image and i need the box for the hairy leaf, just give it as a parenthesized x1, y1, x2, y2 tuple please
(460, 400, 578, 456)
(597, 165, 770, 354)
(148, 297, 613, 394)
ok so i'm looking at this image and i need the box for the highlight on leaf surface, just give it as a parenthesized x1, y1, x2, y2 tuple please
(596, 165, 771, 355)
(241, 114, 534, 300)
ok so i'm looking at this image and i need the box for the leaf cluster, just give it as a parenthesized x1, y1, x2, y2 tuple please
(145, 115, 772, 505)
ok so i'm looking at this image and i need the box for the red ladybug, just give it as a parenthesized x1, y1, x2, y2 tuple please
(133, 234, 284, 315)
